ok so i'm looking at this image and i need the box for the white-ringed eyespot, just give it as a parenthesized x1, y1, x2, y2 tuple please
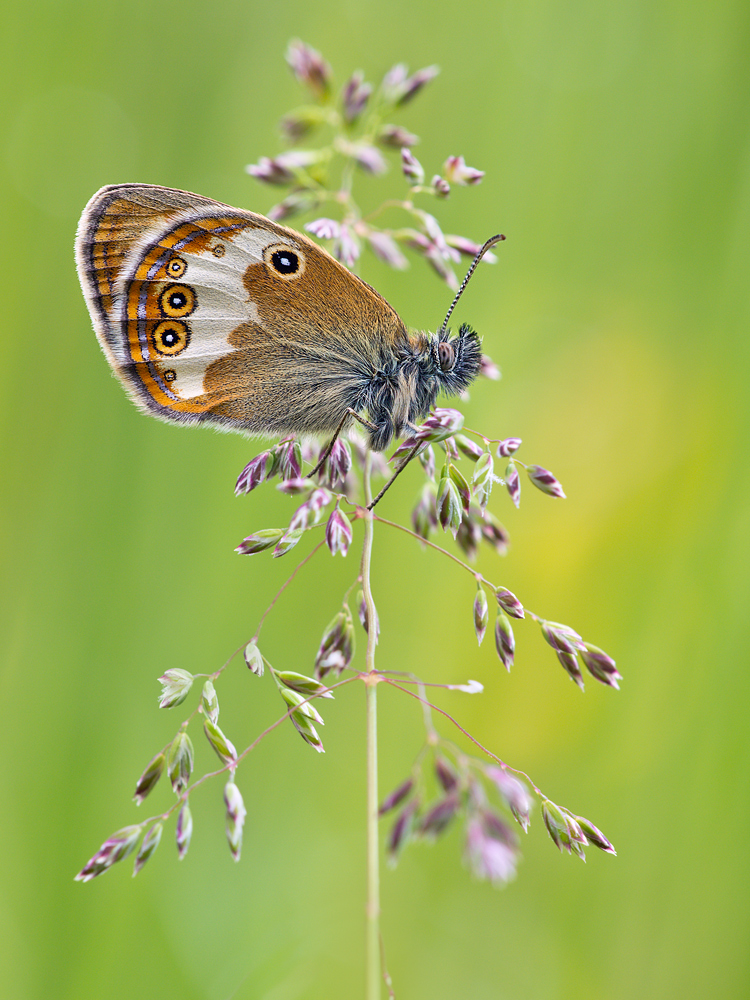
(159, 284, 196, 318)
(263, 243, 306, 279)
(166, 257, 187, 278)
(152, 319, 190, 356)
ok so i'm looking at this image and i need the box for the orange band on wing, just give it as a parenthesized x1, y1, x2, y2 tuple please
(124, 216, 250, 412)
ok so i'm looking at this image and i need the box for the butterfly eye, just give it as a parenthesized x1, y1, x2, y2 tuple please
(152, 320, 190, 356)
(159, 284, 196, 318)
(166, 257, 187, 278)
(264, 243, 306, 279)
(438, 342, 456, 372)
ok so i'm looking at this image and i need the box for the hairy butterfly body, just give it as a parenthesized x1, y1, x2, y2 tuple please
(76, 184, 484, 451)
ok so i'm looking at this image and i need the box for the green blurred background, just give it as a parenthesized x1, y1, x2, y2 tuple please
(2, 1, 748, 997)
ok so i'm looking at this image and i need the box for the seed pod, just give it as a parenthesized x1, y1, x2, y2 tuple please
(280, 686, 325, 726)
(496, 437, 522, 458)
(377, 124, 419, 148)
(325, 506, 353, 556)
(356, 589, 380, 643)
(276, 478, 312, 495)
(203, 719, 238, 769)
(580, 643, 621, 689)
(133, 752, 165, 805)
(235, 529, 284, 555)
(201, 680, 219, 725)
(289, 710, 325, 753)
(412, 482, 438, 540)
(542, 800, 588, 856)
(495, 587, 524, 619)
(157, 668, 194, 709)
(436, 466, 462, 536)
(395, 64, 440, 105)
(526, 465, 566, 499)
(574, 815, 616, 855)
(505, 461, 520, 508)
(279, 105, 328, 140)
(244, 642, 264, 676)
(315, 610, 354, 679)
(267, 191, 322, 223)
(273, 528, 304, 558)
(235, 451, 274, 495)
(133, 822, 163, 876)
(431, 175, 450, 197)
(449, 463, 471, 511)
(435, 756, 459, 792)
(379, 778, 414, 816)
(473, 588, 489, 646)
(455, 434, 484, 461)
(541, 620, 586, 655)
(443, 155, 484, 186)
(285, 39, 331, 99)
(175, 802, 192, 860)
(387, 798, 420, 865)
(494, 612, 515, 671)
(464, 815, 518, 885)
(416, 408, 464, 442)
(401, 147, 425, 184)
(167, 732, 194, 795)
(366, 230, 409, 271)
(308, 488, 333, 522)
(485, 767, 532, 833)
(224, 782, 247, 862)
(556, 649, 585, 690)
(418, 442, 436, 480)
(328, 439, 353, 485)
(276, 438, 302, 480)
(275, 670, 334, 699)
(456, 508, 482, 561)
(472, 452, 494, 508)
(418, 794, 460, 839)
(75, 825, 143, 882)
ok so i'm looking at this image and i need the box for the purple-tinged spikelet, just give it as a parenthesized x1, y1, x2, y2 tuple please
(175, 803, 192, 860)
(505, 461, 521, 508)
(495, 588, 524, 619)
(494, 613, 515, 671)
(497, 438, 522, 458)
(473, 588, 489, 645)
(527, 465, 566, 499)
(224, 782, 247, 861)
(75, 825, 142, 882)
(133, 752, 165, 805)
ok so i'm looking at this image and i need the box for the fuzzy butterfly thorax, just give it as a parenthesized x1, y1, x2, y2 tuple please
(76, 184, 482, 452)
(359, 324, 482, 451)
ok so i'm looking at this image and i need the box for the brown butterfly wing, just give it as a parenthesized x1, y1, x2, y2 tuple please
(75, 184, 408, 436)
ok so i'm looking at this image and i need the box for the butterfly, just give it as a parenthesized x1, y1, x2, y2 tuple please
(76, 184, 499, 454)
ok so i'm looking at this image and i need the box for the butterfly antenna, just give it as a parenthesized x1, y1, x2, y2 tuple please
(437, 234, 505, 337)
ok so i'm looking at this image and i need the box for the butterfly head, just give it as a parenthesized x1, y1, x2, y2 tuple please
(362, 322, 482, 451)
(358, 233, 503, 450)
(433, 322, 483, 396)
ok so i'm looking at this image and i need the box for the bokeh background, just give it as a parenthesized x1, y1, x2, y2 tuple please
(2, 1, 749, 997)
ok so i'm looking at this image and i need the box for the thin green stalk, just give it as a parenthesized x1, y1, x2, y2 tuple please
(362, 451, 381, 1000)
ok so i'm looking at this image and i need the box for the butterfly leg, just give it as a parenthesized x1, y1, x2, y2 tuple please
(308, 408, 377, 479)
(366, 441, 424, 510)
